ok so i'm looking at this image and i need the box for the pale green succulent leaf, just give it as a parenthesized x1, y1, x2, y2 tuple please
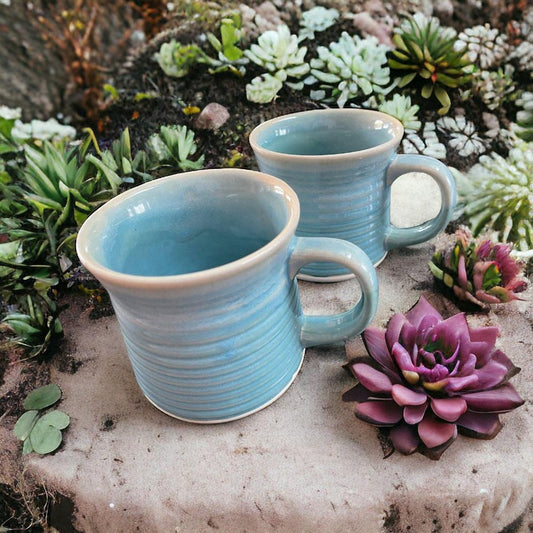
(23, 383, 61, 410)
(13, 410, 39, 441)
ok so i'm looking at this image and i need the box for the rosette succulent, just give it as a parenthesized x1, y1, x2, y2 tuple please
(245, 25, 310, 103)
(309, 33, 391, 108)
(429, 229, 528, 308)
(343, 296, 524, 459)
(388, 14, 473, 114)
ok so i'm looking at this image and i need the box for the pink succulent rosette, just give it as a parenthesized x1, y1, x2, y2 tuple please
(429, 228, 528, 309)
(343, 296, 524, 459)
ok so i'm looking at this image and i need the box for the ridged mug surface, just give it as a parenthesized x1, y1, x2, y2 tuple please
(249, 109, 456, 280)
(76, 169, 378, 423)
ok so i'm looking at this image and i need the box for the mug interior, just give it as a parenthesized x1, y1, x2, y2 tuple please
(82, 172, 291, 277)
(252, 109, 402, 156)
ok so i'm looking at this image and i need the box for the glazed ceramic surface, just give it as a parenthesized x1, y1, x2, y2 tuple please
(249, 109, 457, 280)
(76, 169, 378, 423)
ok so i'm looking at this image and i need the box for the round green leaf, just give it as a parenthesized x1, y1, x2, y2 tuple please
(40, 410, 70, 430)
(13, 410, 39, 441)
(23, 383, 61, 410)
(29, 418, 62, 454)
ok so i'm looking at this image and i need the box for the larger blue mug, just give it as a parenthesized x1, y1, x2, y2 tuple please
(77, 169, 378, 423)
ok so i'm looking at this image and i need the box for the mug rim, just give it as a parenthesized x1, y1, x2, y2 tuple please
(76, 168, 300, 290)
(249, 108, 404, 161)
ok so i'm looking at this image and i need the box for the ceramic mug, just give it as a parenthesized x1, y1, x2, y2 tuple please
(249, 108, 457, 281)
(76, 168, 378, 423)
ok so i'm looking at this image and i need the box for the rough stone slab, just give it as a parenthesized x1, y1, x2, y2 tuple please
(16, 172, 533, 532)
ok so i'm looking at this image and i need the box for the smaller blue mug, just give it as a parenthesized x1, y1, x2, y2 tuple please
(77, 169, 378, 423)
(249, 109, 457, 281)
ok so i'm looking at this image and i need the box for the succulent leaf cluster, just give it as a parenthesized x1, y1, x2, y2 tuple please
(378, 94, 421, 133)
(388, 14, 473, 115)
(429, 228, 528, 308)
(298, 6, 340, 42)
(146, 125, 205, 173)
(245, 25, 310, 103)
(454, 141, 533, 253)
(457, 24, 508, 69)
(471, 65, 515, 111)
(437, 115, 486, 158)
(402, 122, 447, 160)
(343, 296, 524, 459)
(516, 91, 533, 142)
(154, 40, 205, 78)
(13, 384, 70, 454)
(309, 32, 391, 108)
(205, 14, 249, 76)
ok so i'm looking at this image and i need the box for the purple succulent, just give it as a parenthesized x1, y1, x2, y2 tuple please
(429, 228, 528, 309)
(343, 296, 524, 459)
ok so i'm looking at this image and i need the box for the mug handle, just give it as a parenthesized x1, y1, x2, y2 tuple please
(289, 237, 378, 347)
(384, 154, 457, 251)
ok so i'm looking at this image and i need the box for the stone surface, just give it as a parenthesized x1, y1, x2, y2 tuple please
(7, 173, 533, 531)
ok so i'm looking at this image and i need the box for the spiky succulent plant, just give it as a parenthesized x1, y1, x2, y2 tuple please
(388, 14, 473, 115)
(454, 141, 533, 253)
(457, 24, 508, 69)
(146, 125, 204, 174)
(245, 25, 310, 103)
(309, 33, 391, 108)
(429, 228, 528, 309)
(343, 296, 524, 459)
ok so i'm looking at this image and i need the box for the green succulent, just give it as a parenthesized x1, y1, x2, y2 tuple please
(516, 91, 533, 142)
(388, 14, 473, 115)
(378, 94, 421, 134)
(146, 125, 205, 174)
(3, 293, 63, 358)
(245, 25, 310, 103)
(13, 384, 70, 454)
(454, 141, 533, 254)
(309, 33, 390, 108)
(154, 40, 206, 78)
(206, 14, 249, 76)
(89, 127, 152, 184)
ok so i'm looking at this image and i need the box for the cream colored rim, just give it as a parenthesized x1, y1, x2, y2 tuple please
(76, 168, 300, 290)
(249, 108, 404, 163)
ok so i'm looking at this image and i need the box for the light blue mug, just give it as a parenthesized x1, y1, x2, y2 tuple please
(76, 169, 378, 423)
(249, 108, 457, 281)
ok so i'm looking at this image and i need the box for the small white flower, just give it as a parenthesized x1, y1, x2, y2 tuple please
(437, 116, 486, 157)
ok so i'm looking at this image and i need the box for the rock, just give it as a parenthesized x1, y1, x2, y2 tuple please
(239, 1, 285, 40)
(195, 103, 230, 131)
(351, 12, 393, 46)
(433, 0, 454, 19)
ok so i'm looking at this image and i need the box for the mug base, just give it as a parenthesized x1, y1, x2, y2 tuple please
(142, 348, 305, 424)
(297, 252, 388, 283)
